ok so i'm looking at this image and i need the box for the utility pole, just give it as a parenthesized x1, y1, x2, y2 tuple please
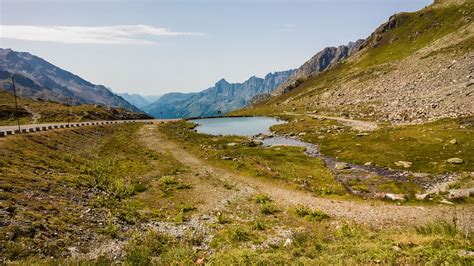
(66, 98, 70, 126)
(12, 75, 21, 132)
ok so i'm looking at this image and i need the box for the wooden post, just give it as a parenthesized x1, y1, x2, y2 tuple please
(12, 75, 21, 132)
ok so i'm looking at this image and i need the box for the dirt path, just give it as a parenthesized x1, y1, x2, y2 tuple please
(308, 114, 379, 131)
(140, 124, 473, 231)
(23, 105, 41, 124)
(284, 111, 379, 131)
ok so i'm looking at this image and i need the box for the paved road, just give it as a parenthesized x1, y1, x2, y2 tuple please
(0, 119, 179, 137)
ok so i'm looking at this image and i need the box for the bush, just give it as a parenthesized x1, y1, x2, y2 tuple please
(231, 228, 251, 242)
(254, 193, 272, 204)
(160, 175, 177, 185)
(252, 220, 266, 231)
(260, 202, 279, 215)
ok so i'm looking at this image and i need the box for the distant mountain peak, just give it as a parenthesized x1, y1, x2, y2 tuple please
(144, 69, 295, 118)
(216, 78, 229, 85)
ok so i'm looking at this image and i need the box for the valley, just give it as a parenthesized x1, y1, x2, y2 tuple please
(1, 120, 472, 264)
(0, 0, 473, 264)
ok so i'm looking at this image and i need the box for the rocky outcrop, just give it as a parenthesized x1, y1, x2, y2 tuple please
(271, 40, 364, 96)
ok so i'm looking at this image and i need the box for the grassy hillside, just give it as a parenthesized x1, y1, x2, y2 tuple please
(236, 0, 473, 121)
(0, 89, 151, 126)
(1, 122, 472, 264)
(0, 124, 184, 262)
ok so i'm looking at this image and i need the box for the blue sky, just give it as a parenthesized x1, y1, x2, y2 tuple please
(0, 0, 432, 95)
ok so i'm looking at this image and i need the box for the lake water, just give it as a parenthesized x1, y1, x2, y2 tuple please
(193, 117, 285, 136)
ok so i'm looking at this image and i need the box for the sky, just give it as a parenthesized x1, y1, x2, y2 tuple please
(0, 0, 432, 95)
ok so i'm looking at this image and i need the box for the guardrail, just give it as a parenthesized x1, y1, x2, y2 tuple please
(0, 119, 158, 138)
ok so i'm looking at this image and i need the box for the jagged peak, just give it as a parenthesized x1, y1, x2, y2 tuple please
(216, 78, 229, 85)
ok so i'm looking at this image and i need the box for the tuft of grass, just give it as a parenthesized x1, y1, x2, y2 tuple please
(100, 221, 119, 238)
(125, 230, 197, 265)
(230, 228, 252, 242)
(252, 220, 266, 231)
(254, 193, 272, 204)
(291, 205, 330, 221)
(259, 202, 279, 215)
(416, 221, 459, 237)
(217, 212, 231, 224)
(160, 175, 178, 185)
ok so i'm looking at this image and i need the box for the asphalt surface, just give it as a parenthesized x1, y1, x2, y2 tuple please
(0, 119, 178, 137)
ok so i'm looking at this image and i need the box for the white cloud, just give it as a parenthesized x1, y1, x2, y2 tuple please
(0, 24, 202, 45)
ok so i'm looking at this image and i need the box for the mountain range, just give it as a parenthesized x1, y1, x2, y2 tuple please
(117, 93, 161, 109)
(143, 70, 295, 118)
(0, 48, 139, 112)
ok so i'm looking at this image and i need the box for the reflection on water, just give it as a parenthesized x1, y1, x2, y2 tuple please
(193, 117, 285, 136)
(262, 136, 319, 156)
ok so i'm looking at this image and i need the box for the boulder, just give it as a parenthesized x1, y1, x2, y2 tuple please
(447, 158, 463, 164)
(364, 162, 373, 166)
(394, 161, 412, 168)
(449, 138, 457, 145)
(415, 193, 429, 200)
(384, 193, 405, 201)
(334, 162, 351, 170)
(226, 142, 237, 147)
(447, 189, 471, 200)
(221, 156, 233, 160)
(298, 132, 307, 136)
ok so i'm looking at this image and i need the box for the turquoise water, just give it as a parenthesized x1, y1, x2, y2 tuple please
(193, 117, 285, 136)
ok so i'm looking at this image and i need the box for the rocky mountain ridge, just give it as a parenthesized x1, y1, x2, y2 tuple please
(0, 48, 139, 112)
(117, 93, 161, 109)
(271, 40, 364, 96)
(144, 69, 295, 118)
(246, 0, 473, 124)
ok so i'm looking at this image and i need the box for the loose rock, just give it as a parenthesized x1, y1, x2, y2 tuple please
(384, 193, 405, 201)
(447, 189, 471, 200)
(334, 162, 351, 170)
(394, 161, 412, 168)
(447, 158, 463, 164)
